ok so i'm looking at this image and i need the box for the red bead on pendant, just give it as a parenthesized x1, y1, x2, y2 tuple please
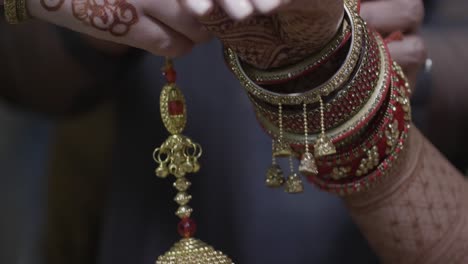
(178, 217, 197, 238)
(168, 100, 184, 116)
(164, 68, 177, 83)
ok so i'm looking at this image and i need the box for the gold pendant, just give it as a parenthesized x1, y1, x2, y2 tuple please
(154, 58, 233, 264)
(299, 152, 318, 175)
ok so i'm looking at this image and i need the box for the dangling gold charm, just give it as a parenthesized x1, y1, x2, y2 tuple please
(154, 58, 233, 264)
(298, 103, 318, 176)
(285, 173, 304, 193)
(299, 152, 318, 175)
(265, 104, 289, 188)
(285, 156, 304, 194)
(266, 163, 285, 188)
(314, 97, 336, 157)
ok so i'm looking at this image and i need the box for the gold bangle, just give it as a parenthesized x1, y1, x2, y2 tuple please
(255, 31, 391, 145)
(4, 0, 29, 24)
(4, 0, 19, 24)
(16, 0, 29, 22)
(225, 0, 364, 106)
(242, 19, 351, 85)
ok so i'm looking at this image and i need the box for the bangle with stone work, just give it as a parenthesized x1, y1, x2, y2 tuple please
(241, 19, 352, 85)
(307, 61, 412, 195)
(253, 31, 391, 150)
(225, 0, 364, 106)
(250, 27, 383, 135)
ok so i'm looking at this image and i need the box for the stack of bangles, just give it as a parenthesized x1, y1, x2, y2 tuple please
(225, 0, 412, 196)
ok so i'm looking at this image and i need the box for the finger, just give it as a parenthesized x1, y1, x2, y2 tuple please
(27, 0, 192, 56)
(387, 35, 427, 89)
(139, 16, 195, 57)
(215, 0, 255, 20)
(144, 0, 212, 44)
(178, 0, 214, 17)
(360, 0, 424, 34)
(250, 0, 283, 13)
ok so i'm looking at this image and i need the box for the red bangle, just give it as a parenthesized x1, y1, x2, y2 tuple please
(307, 61, 412, 195)
(241, 20, 353, 85)
(253, 31, 392, 150)
(251, 27, 380, 134)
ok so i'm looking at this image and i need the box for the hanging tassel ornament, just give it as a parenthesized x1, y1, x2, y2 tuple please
(265, 103, 289, 188)
(314, 97, 336, 157)
(285, 156, 304, 193)
(154, 58, 233, 264)
(298, 103, 318, 175)
(265, 140, 285, 188)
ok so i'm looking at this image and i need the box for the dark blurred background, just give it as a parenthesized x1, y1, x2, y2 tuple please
(1, 0, 467, 264)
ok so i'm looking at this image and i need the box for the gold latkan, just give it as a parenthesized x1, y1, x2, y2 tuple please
(154, 58, 233, 264)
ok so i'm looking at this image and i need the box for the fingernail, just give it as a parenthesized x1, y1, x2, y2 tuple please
(187, 0, 212, 16)
(254, 0, 282, 13)
(232, 0, 254, 20)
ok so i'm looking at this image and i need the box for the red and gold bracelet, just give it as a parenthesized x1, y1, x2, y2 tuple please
(250, 27, 381, 134)
(307, 61, 411, 195)
(254, 31, 391, 147)
(225, 0, 364, 106)
(241, 19, 352, 85)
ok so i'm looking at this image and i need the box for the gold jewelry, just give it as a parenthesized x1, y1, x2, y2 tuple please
(298, 103, 318, 175)
(266, 104, 289, 188)
(154, 58, 233, 264)
(254, 31, 391, 146)
(4, 0, 29, 24)
(224, 1, 364, 105)
(16, 0, 28, 22)
(314, 97, 337, 157)
(4, 0, 19, 24)
(265, 140, 285, 188)
(285, 156, 304, 194)
(242, 19, 351, 84)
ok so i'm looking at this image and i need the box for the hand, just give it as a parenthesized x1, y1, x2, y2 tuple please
(179, 0, 344, 69)
(360, 0, 427, 88)
(26, 0, 212, 57)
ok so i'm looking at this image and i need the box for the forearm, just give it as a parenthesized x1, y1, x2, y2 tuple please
(345, 127, 468, 263)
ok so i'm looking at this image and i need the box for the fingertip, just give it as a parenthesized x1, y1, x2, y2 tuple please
(183, 0, 214, 16)
(251, 0, 283, 14)
(218, 0, 254, 20)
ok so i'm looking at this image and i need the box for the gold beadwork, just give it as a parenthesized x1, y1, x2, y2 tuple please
(356, 146, 379, 177)
(299, 103, 318, 175)
(266, 163, 285, 188)
(224, 1, 364, 105)
(176, 205, 193, 218)
(154, 58, 233, 263)
(156, 238, 233, 264)
(314, 97, 337, 157)
(4, 0, 18, 24)
(285, 173, 304, 194)
(285, 156, 304, 193)
(160, 84, 187, 135)
(16, 0, 28, 22)
(174, 192, 192, 206)
(385, 120, 400, 154)
(331, 166, 352, 180)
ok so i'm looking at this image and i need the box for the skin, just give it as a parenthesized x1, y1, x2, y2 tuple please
(27, 0, 213, 56)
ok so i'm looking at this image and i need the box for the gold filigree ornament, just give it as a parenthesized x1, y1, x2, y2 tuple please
(153, 58, 233, 264)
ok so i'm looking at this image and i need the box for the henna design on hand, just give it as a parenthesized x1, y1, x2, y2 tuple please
(72, 0, 138, 36)
(41, 0, 65, 11)
(40, 0, 138, 37)
(346, 128, 468, 263)
(200, 4, 343, 69)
